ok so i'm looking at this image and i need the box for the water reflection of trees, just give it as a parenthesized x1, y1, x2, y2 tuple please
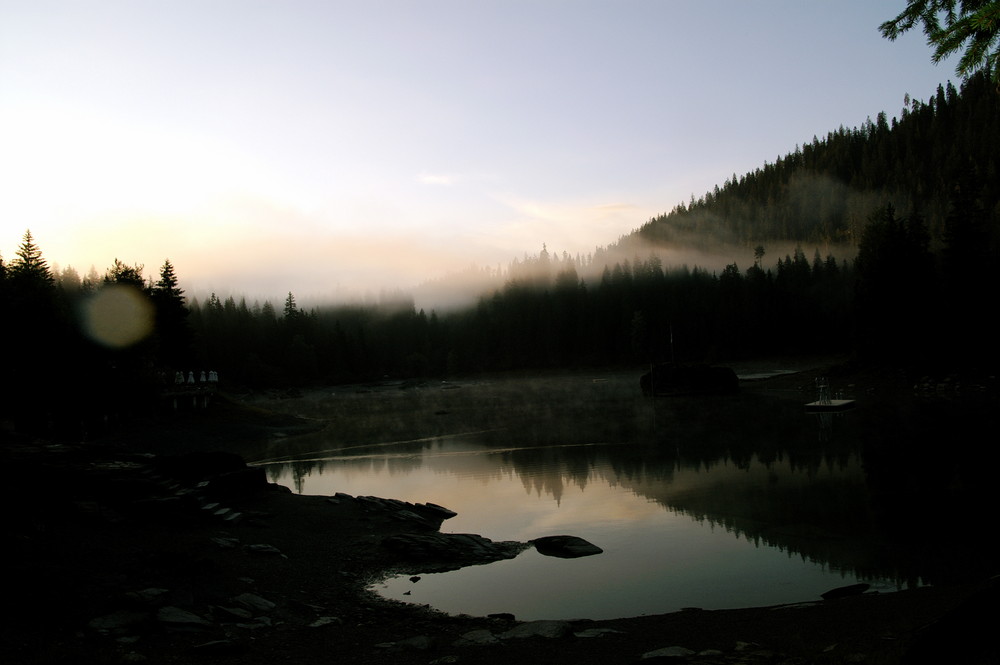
(856, 392, 999, 584)
(256, 373, 997, 586)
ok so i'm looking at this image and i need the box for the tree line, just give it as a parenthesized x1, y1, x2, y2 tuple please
(0, 233, 192, 434)
(4, 192, 989, 434)
(629, 72, 1000, 250)
(183, 189, 993, 387)
(3, 71, 996, 435)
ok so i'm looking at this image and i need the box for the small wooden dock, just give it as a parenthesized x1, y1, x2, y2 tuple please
(804, 398, 856, 412)
(161, 386, 217, 410)
(805, 376, 856, 412)
(160, 371, 220, 411)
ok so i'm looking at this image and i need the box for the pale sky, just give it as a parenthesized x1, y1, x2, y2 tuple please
(1, 1, 955, 307)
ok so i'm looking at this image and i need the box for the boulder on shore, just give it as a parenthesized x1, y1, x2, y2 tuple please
(530, 535, 603, 559)
(381, 532, 529, 571)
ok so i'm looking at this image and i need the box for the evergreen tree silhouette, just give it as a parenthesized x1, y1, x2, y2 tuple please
(151, 259, 193, 370)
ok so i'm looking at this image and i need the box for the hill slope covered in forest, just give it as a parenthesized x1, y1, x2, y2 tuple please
(617, 72, 998, 253)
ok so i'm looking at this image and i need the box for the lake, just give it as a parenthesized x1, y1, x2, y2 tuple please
(246, 370, 994, 621)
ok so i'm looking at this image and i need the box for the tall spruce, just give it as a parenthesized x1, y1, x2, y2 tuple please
(151, 259, 193, 369)
(9, 230, 53, 285)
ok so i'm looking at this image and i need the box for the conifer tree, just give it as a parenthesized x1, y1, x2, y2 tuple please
(880, 1, 1000, 85)
(854, 205, 936, 366)
(4, 231, 71, 429)
(104, 259, 146, 287)
(284, 292, 298, 318)
(154, 259, 182, 297)
(10, 230, 53, 285)
(151, 259, 193, 369)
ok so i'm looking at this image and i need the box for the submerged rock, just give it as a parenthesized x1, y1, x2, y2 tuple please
(530, 535, 603, 558)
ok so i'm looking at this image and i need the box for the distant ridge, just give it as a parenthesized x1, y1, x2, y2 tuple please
(614, 72, 999, 252)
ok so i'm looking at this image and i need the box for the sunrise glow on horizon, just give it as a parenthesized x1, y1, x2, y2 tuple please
(1, 1, 956, 307)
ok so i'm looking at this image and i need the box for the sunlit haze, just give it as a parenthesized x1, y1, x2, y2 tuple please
(1, 1, 954, 308)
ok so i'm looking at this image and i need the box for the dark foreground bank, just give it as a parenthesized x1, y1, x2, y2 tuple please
(3, 368, 998, 665)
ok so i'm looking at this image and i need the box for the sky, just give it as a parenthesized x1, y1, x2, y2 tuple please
(0, 1, 957, 308)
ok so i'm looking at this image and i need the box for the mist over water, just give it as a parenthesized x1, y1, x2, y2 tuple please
(186, 236, 856, 313)
(405, 239, 855, 312)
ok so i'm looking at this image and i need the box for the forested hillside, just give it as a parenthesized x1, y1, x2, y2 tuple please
(3, 73, 997, 436)
(627, 73, 999, 250)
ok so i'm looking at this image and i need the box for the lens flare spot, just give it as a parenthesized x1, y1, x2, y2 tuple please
(82, 285, 154, 348)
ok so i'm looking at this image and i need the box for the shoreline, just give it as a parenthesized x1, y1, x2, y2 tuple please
(5, 362, 996, 664)
(4, 435, 990, 665)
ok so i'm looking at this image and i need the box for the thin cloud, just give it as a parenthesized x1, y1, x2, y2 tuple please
(497, 196, 643, 223)
(480, 194, 652, 256)
(417, 172, 457, 186)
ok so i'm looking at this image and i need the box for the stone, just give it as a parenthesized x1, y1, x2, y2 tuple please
(454, 629, 500, 646)
(212, 605, 253, 621)
(245, 543, 286, 557)
(232, 592, 276, 613)
(500, 620, 573, 639)
(531, 535, 603, 558)
(488, 612, 516, 621)
(574, 628, 625, 638)
(125, 587, 169, 604)
(394, 510, 437, 528)
(211, 537, 240, 549)
(88, 610, 148, 633)
(640, 646, 696, 659)
(416, 502, 458, 519)
(376, 635, 435, 650)
(191, 639, 245, 655)
(236, 617, 272, 630)
(156, 606, 213, 629)
(381, 532, 529, 570)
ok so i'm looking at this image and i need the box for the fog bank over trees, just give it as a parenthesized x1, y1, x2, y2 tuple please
(2, 72, 997, 434)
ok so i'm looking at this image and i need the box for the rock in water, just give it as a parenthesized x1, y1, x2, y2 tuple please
(530, 535, 603, 558)
(381, 532, 529, 571)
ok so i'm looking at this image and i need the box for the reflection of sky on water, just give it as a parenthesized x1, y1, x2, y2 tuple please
(265, 437, 889, 620)
(374, 526, 860, 621)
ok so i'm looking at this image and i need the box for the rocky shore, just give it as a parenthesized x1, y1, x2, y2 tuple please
(4, 371, 997, 665)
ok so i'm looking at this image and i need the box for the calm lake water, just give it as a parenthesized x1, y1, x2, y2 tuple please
(248, 370, 994, 621)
